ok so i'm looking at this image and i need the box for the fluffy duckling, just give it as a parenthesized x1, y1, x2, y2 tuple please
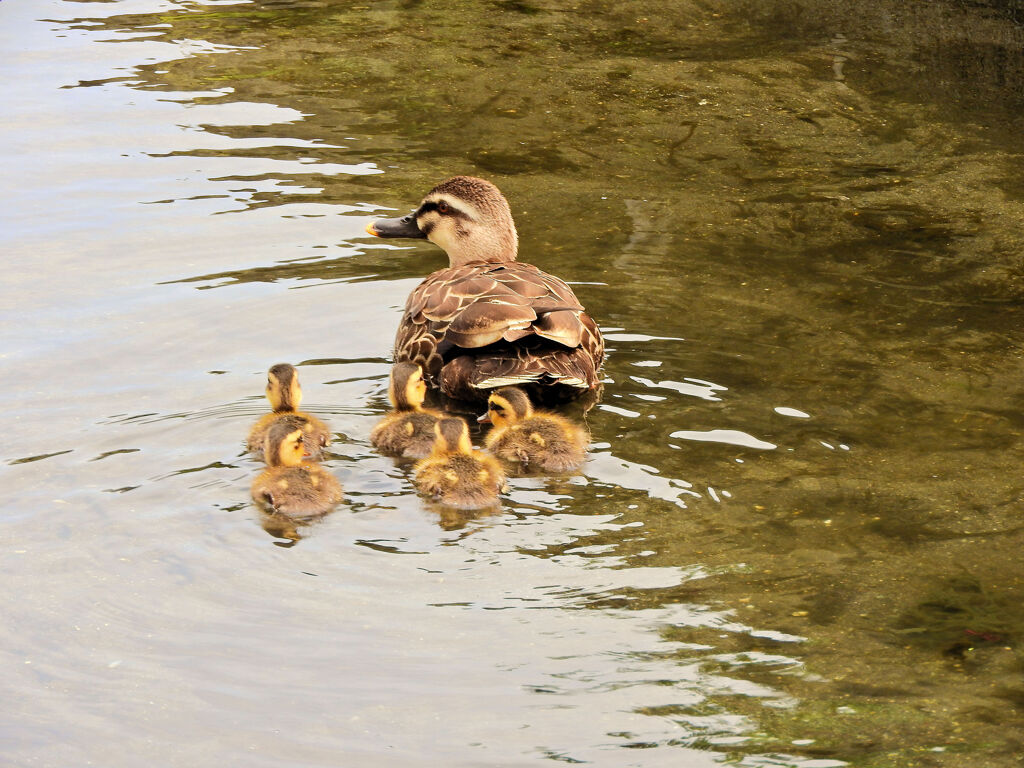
(413, 417, 506, 509)
(370, 362, 444, 459)
(366, 176, 604, 404)
(250, 420, 342, 517)
(246, 363, 331, 459)
(482, 386, 589, 473)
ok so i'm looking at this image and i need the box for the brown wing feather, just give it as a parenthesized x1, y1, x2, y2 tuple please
(533, 309, 583, 347)
(394, 262, 603, 398)
(446, 301, 537, 347)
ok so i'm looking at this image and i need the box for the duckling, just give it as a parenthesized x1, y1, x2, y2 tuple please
(250, 420, 342, 517)
(246, 363, 331, 459)
(482, 386, 589, 474)
(366, 176, 604, 405)
(413, 417, 506, 509)
(369, 362, 445, 459)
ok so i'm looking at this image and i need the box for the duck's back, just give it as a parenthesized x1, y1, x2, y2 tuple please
(396, 262, 604, 402)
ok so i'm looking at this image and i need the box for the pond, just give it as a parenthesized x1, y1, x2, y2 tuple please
(3, 0, 1023, 765)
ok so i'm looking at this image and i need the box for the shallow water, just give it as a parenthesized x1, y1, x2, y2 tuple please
(3, 0, 1024, 765)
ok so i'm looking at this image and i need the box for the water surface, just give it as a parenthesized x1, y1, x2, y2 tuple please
(3, 0, 1023, 765)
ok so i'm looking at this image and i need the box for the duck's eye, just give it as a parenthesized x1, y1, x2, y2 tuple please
(437, 200, 450, 214)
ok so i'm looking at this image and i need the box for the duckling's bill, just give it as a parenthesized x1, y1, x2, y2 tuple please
(366, 214, 427, 239)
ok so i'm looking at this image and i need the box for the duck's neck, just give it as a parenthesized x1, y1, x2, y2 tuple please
(393, 395, 422, 413)
(273, 391, 298, 413)
(441, 222, 519, 267)
(447, 244, 517, 267)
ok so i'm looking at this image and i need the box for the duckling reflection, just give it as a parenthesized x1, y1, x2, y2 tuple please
(251, 420, 342, 518)
(481, 386, 589, 474)
(246, 363, 331, 460)
(413, 417, 506, 510)
(430, 503, 502, 532)
(366, 176, 604, 406)
(370, 362, 444, 460)
(257, 508, 302, 547)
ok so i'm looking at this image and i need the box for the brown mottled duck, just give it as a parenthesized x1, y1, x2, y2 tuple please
(366, 176, 604, 404)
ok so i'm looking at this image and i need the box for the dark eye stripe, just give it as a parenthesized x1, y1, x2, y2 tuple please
(419, 200, 455, 216)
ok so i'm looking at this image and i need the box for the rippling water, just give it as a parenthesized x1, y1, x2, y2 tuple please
(3, 0, 1023, 765)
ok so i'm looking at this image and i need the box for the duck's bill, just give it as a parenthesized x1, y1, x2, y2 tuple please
(365, 214, 426, 239)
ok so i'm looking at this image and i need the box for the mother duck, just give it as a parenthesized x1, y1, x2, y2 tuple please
(366, 176, 604, 404)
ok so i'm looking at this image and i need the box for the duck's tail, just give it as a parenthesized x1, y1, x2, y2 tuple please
(439, 343, 600, 404)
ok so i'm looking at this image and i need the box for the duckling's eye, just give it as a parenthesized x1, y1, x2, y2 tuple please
(437, 200, 450, 214)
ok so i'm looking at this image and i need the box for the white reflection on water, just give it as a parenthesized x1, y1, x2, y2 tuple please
(585, 444, 702, 509)
(774, 406, 811, 419)
(631, 375, 727, 402)
(669, 429, 778, 451)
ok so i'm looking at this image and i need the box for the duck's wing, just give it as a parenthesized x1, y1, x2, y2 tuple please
(395, 262, 604, 387)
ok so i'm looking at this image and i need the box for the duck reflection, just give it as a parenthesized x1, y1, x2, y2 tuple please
(257, 506, 336, 547)
(427, 499, 504, 532)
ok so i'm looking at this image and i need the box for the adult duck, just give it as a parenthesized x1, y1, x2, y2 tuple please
(366, 176, 604, 404)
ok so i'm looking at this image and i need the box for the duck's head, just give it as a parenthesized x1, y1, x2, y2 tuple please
(265, 363, 303, 413)
(366, 176, 518, 266)
(483, 386, 534, 429)
(389, 361, 427, 411)
(433, 416, 473, 455)
(265, 420, 307, 468)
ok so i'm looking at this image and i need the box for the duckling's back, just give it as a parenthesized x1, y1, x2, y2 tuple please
(370, 410, 440, 459)
(487, 414, 588, 473)
(250, 465, 342, 517)
(414, 453, 504, 509)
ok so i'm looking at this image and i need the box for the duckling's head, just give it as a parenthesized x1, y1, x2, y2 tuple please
(486, 387, 534, 429)
(265, 420, 307, 468)
(366, 176, 519, 267)
(265, 363, 302, 413)
(389, 361, 427, 411)
(433, 416, 473, 455)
